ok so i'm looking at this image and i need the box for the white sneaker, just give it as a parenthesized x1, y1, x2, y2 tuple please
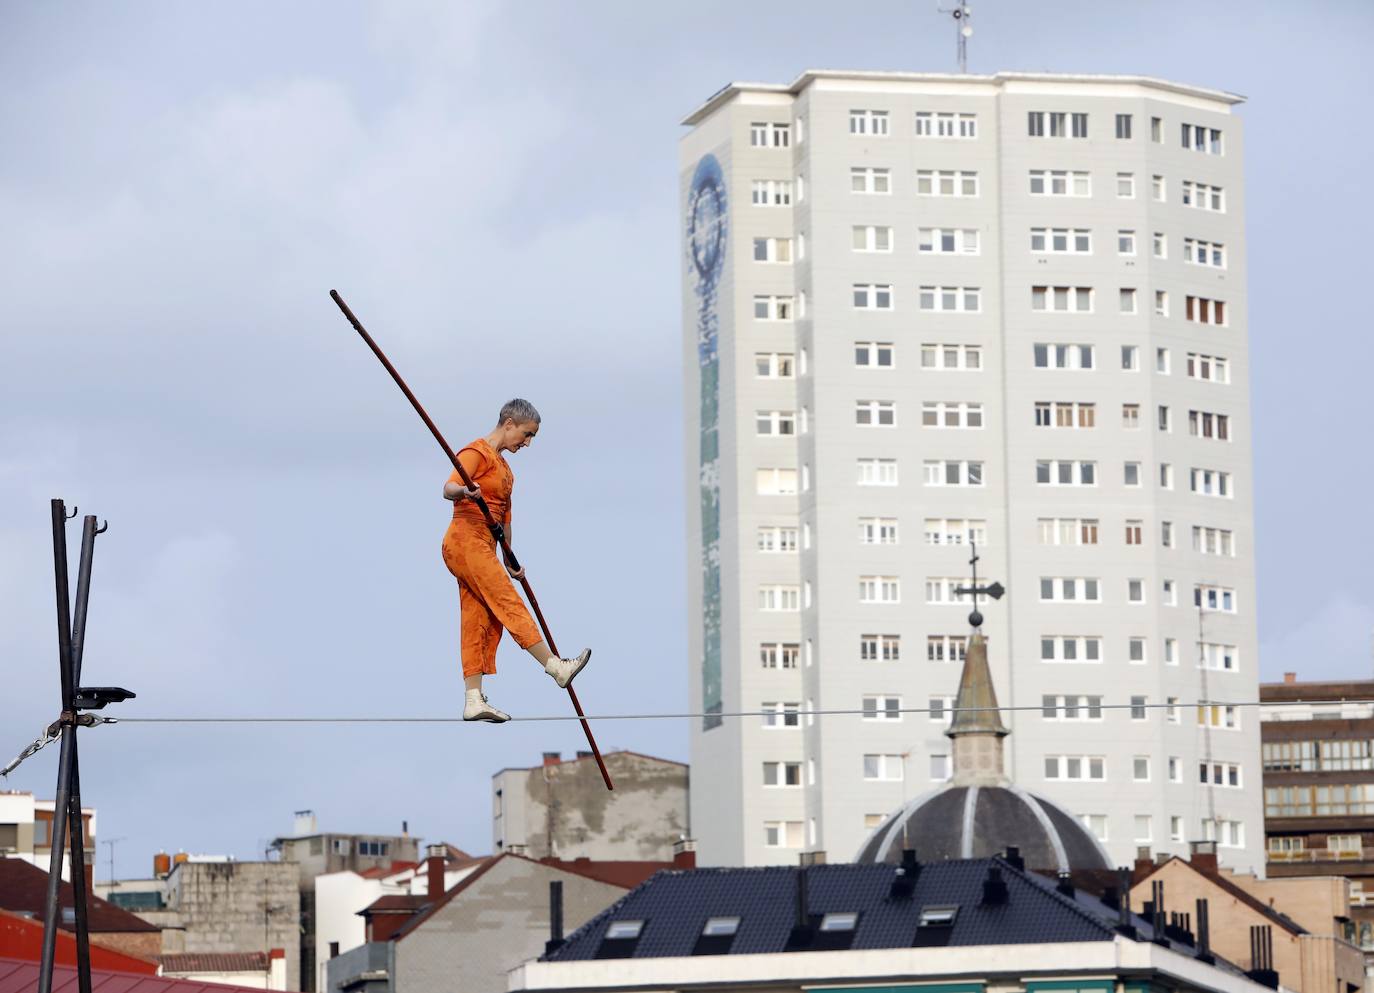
(463, 691, 510, 723)
(544, 649, 591, 689)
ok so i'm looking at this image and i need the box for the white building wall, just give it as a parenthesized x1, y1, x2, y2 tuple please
(683, 72, 1262, 871)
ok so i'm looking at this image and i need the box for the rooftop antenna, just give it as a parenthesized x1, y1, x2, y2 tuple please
(937, 1, 974, 73)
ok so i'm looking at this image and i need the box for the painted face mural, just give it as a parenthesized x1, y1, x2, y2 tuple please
(687, 154, 727, 730)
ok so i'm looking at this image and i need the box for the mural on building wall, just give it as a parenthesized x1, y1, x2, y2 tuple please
(686, 153, 727, 731)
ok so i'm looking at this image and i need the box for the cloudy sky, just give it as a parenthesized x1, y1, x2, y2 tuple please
(2, 1, 1371, 877)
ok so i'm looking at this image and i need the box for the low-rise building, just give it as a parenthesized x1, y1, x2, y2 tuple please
(492, 751, 688, 860)
(0, 857, 160, 960)
(1131, 843, 1364, 992)
(0, 791, 96, 881)
(160, 949, 289, 990)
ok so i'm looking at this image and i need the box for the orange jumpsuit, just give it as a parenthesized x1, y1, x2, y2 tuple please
(442, 439, 543, 677)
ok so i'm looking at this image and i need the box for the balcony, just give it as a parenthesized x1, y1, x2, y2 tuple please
(1268, 847, 1371, 863)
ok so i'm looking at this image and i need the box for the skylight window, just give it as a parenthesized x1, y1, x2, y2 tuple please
(820, 912, 859, 932)
(918, 905, 959, 927)
(702, 916, 740, 937)
(605, 920, 644, 940)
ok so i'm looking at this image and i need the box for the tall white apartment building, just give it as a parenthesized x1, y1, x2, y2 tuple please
(680, 71, 1261, 871)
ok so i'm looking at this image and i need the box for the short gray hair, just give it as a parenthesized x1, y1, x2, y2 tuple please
(498, 398, 541, 425)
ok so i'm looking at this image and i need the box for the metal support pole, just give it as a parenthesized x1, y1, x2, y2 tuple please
(65, 515, 99, 993)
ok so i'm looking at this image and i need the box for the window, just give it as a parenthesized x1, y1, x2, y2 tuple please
(853, 284, 894, 310)
(1119, 288, 1137, 314)
(857, 458, 898, 486)
(763, 761, 802, 787)
(916, 169, 979, 197)
(1117, 230, 1136, 255)
(1162, 579, 1177, 605)
(1204, 819, 1245, 850)
(1128, 579, 1145, 603)
(861, 634, 902, 662)
(928, 695, 956, 724)
(1165, 638, 1179, 665)
(923, 460, 983, 486)
(1117, 172, 1135, 198)
(923, 343, 983, 369)
(755, 410, 796, 436)
(930, 754, 951, 781)
(1033, 401, 1095, 429)
(916, 111, 977, 138)
(1265, 784, 1374, 817)
(1184, 238, 1227, 268)
(1182, 180, 1226, 211)
(863, 753, 904, 781)
(1029, 170, 1091, 196)
(1159, 463, 1174, 489)
(859, 576, 901, 604)
(924, 518, 987, 545)
(1124, 462, 1141, 486)
(1187, 352, 1230, 383)
(1037, 518, 1099, 546)
(1134, 816, 1153, 843)
(923, 401, 984, 429)
(756, 526, 798, 553)
(1033, 343, 1094, 370)
(849, 109, 890, 136)
(852, 225, 893, 252)
(761, 701, 800, 727)
(755, 352, 794, 379)
(1153, 232, 1167, 259)
(855, 400, 897, 427)
(926, 635, 968, 663)
(1034, 460, 1097, 486)
(758, 585, 800, 612)
(1197, 703, 1240, 729)
(1188, 410, 1232, 441)
(756, 468, 797, 495)
(858, 517, 899, 545)
(1040, 636, 1103, 663)
(1130, 695, 1148, 719)
(1122, 345, 1139, 371)
(1198, 761, 1243, 788)
(606, 920, 645, 939)
(851, 167, 891, 194)
(1157, 404, 1171, 431)
(750, 179, 793, 206)
(1133, 756, 1151, 781)
(920, 286, 981, 312)
(1045, 755, 1106, 781)
(1028, 111, 1087, 138)
(753, 295, 794, 321)
(358, 840, 389, 857)
(1030, 228, 1092, 254)
(853, 341, 895, 369)
(1151, 116, 1163, 142)
(332, 838, 352, 855)
(1038, 577, 1102, 602)
(749, 122, 790, 148)
(1185, 295, 1227, 325)
(1193, 527, 1235, 556)
(702, 916, 741, 938)
(752, 237, 792, 265)
(1042, 694, 1104, 721)
(1152, 174, 1166, 201)
(925, 577, 974, 605)
(1194, 584, 1236, 613)
(1181, 123, 1224, 155)
(1125, 520, 1143, 545)
(1032, 285, 1093, 313)
(1122, 404, 1140, 429)
(764, 821, 804, 847)
(1115, 114, 1132, 139)
(919, 227, 980, 254)
(1189, 468, 1233, 498)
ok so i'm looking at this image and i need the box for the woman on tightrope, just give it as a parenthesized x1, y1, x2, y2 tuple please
(443, 398, 590, 722)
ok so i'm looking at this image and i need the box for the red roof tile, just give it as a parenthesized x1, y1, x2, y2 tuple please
(0, 956, 295, 992)
(0, 860, 158, 933)
(537, 858, 673, 890)
(159, 953, 267, 974)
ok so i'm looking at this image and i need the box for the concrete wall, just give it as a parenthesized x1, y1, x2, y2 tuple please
(393, 856, 626, 993)
(493, 753, 688, 861)
(326, 941, 391, 993)
(166, 860, 301, 990)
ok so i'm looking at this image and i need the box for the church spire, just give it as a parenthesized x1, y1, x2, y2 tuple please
(946, 545, 1009, 785)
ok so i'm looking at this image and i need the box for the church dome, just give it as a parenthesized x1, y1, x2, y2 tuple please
(853, 782, 1113, 873)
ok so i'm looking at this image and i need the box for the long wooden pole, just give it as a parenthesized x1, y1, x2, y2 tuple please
(329, 290, 613, 791)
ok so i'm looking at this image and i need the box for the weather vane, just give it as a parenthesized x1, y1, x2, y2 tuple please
(953, 541, 1003, 630)
(937, 1, 974, 74)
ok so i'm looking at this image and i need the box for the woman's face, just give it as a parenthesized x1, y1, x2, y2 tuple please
(499, 419, 539, 453)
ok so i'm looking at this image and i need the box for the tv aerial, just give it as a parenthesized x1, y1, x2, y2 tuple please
(938, 1, 974, 73)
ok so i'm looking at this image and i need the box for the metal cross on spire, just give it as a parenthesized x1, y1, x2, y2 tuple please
(953, 541, 1004, 630)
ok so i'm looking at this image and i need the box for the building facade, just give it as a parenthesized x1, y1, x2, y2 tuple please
(1261, 674, 1374, 958)
(492, 751, 689, 861)
(0, 791, 96, 881)
(680, 70, 1260, 868)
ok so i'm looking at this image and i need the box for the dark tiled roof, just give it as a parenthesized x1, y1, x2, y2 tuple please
(546, 857, 1165, 961)
(0, 956, 295, 992)
(160, 952, 268, 973)
(0, 858, 159, 933)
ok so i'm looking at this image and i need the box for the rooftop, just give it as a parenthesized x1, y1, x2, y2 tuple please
(0, 956, 296, 993)
(0, 858, 158, 934)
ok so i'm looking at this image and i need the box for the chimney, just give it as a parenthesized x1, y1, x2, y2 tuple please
(292, 810, 317, 836)
(425, 844, 448, 898)
(542, 752, 561, 767)
(981, 865, 1009, 905)
(672, 838, 697, 869)
(83, 863, 94, 892)
(1283, 672, 1297, 684)
(795, 867, 811, 933)
(890, 849, 920, 900)
(1055, 871, 1074, 896)
(1196, 898, 1214, 963)
(1134, 846, 1154, 881)
(576, 751, 592, 759)
(401, 821, 409, 838)
(799, 851, 826, 866)
(1002, 846, 1024, 872)
(1246, 924, 1279, 989)
(1189, 839, 1219, 874)
(544, 880, 565, 956)
(267, 948, 287, 991)
(1115, 867, 1136, 938)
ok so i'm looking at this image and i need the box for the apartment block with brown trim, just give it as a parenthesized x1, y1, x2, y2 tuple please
(1262, 673, 1374, 958)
